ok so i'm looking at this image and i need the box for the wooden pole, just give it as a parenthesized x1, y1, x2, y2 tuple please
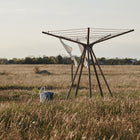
(87, 28, 92, 98)
(66, 49, 86, 99)
(91, 49, 113, 97)
(92, 29, 134, 45)
(42, 31, 86, 46)
(75, 48, 86, 97)
(71, 63, 73, 83)
(88, 49, 92, 98)
(90, 49, 103, 97)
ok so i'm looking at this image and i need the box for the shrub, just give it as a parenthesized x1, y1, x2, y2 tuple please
(0, 71, 7, 75)
(34, 66, 40, 74)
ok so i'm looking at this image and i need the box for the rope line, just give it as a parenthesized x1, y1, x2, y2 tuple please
(45, 28, 132, 43)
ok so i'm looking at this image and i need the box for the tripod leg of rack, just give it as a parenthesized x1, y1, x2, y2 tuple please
(75, 49, 86, 97)
(66, 49, 86, 99)
(91, 49, 113, 97)
(87, 49, 92, 98)
(90, 49, 103, 97)
(71, 63, 73, 83)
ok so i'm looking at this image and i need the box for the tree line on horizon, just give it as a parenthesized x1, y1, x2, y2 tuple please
(0, 55, 140, 65)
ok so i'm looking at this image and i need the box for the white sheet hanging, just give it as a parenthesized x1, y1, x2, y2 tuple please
(59, 39, 78, 67)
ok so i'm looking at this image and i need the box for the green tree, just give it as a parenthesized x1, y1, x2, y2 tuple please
(56, 55, 63, 64)
(49, 56, 56, 64)
(24, 57, 34, 64)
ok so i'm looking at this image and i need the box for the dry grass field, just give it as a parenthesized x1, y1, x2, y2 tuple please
(0, 64, 140, 140)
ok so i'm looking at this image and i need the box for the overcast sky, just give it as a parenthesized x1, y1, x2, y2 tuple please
(0, 0, 139, 59)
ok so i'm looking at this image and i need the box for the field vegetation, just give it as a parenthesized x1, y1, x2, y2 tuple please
(0, 65, 140, 140)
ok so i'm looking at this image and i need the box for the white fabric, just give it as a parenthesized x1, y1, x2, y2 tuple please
(60, 39, 72, 54)
(78, 43, 88, 68)
(59, 39, 78, 67)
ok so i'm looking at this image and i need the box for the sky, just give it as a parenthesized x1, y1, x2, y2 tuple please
(0, 0, 140, 59)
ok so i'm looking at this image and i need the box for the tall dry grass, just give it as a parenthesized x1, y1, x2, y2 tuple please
(0, 65, 140, 92)
(0, 97, 140, 140)
(0, 65, 140, 139)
